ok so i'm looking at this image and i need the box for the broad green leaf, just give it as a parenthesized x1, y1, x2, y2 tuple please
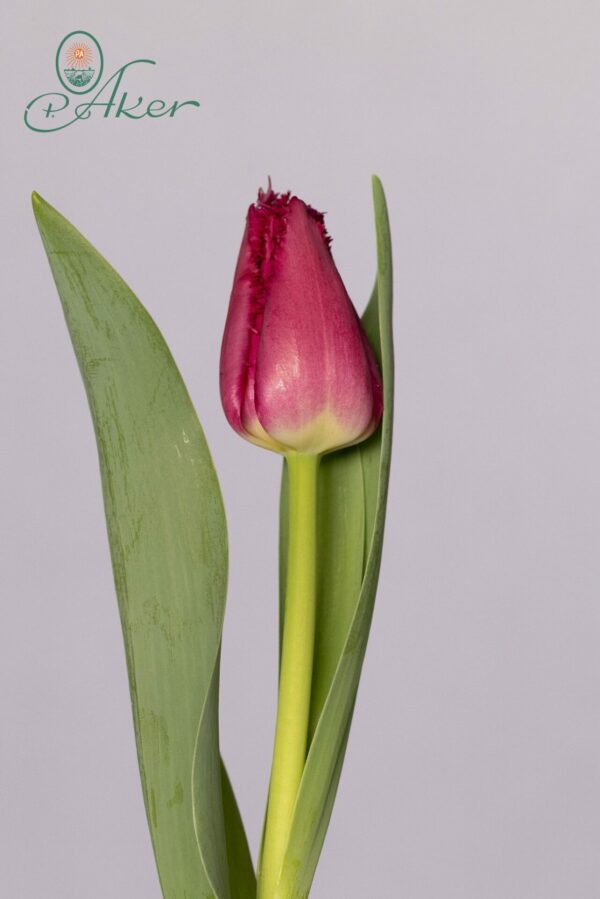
(309, 449, 365, 737)
(32, 194, 255, 899)
(273, 176, 394, 897)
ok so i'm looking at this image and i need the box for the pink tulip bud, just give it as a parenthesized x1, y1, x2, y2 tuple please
(220, 185, 383, 455)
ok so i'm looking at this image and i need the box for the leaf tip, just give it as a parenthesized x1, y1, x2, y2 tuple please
(371, 175, 387, 208)
(31, 191, 53, 228)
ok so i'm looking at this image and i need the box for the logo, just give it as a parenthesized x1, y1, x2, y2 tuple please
(56, 31, 103, 93)
(25, 30, 200, 133)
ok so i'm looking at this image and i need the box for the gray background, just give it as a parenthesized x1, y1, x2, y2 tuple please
(1, 1, 599, 896)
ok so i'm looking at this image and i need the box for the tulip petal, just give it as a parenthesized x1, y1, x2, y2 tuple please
(219, 223, 262, 439)
(254, 197, 379, 452)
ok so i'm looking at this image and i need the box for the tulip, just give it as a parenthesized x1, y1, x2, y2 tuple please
(220, 184, 382, 456)
(221, 184, 383, 899)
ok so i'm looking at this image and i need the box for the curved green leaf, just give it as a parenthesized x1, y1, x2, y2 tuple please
(32, 193, 255, 899)
(273, 176, 394, 898)
(221, 764, 257, 899)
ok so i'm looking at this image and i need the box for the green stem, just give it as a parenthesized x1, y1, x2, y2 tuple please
(258, 452, 320, 899)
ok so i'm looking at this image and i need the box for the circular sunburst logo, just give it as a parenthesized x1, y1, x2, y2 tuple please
(56, 31, 103, 94)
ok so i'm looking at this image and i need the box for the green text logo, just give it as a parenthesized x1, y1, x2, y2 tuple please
(25, 30, 200, 133)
